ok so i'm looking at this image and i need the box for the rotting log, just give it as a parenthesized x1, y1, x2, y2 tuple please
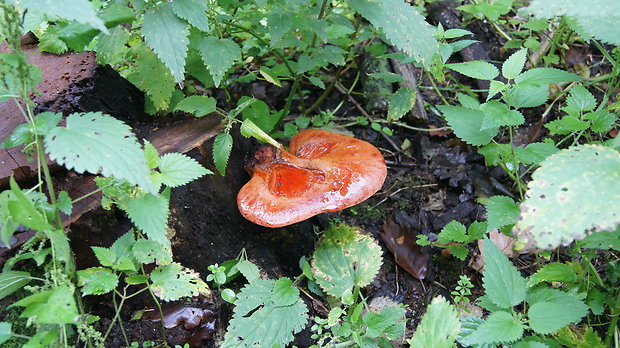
(0, 41, 145, 187)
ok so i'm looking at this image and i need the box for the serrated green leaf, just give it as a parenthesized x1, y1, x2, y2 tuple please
(142, 2, 189, 82)
(173, 95, 217, 117)
(504, 83, 549, 108)
(388, 87, 416, 121)
(458, 93, 481, 109)
(468, 311, 524, 344)
(449, 244, 469, 260)
(150, 262, 210, 301)
(236, 260, 260, 283)
(482, 238, 527, 308)
(443, 28, 474, 39)
(488, 80, 508, 101)
(125, 274, 149, 285)
(437, 220, 468, 244)
(519, 142, 559, 165)
(439, 105, 498, 146)
(125, 193, 169, 246)
(515, 67, 582, 85)
(512, 341, 550, 348)
(571, 15, 620, 46)
(311, 224, 382, 302)
(268, 11, 294, 43)
(408, 296, 460, 348)
(56, 190, 73, 215)
(480, 100, 525, 129)
(528, 263, 577, 287)
(197, 36, 241, 87)
(528, 290, 588, 334)
(308, 75, 325, 89)
(239, 97, 279, 133)
(0, 271, 31, 301)
(514, 145, 620, 251)
(348, 0, 438, 66)
(77, 267, 119, 295)
(92, 246, 116, 267)
(502, 48, 528, 79)
(212, 133, 233, 176)
(108, 231, 138, 272)
(563, 84, 596, 114)
(172, 0, 210, 32)
(132, 239, 172, 265)
(0, 322, 11, 344)
(8, 177, 53, 232)
(143, 141, 160, 169)
(44, 112, 155, 192)
(545, 115, 590, 135)
(297, 53, 318, 74)
(447, 61, 499, 80)
(126, 46, 176, 111)
(223, 278, 307, 347)
(364, 305, 406, 339)
(457, 316, 495, 348)
(272, 278, 299, 307)
(485, 195, 520, 232)
(468, 221, 488, 240)
(259, 67, 282, 87)
(12, 285, 79, 324)
(158, 153, 210, 187)
(96, 26, 130, 65)
(21, 0, 106, 31)
(370, 72, 405, 83)
(585, 110, 618, 133)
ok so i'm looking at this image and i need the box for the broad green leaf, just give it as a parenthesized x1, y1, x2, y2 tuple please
(580, 229, 620, 251)
(437, 220, 468, 244)
(259, 67, 282, 87)
(56, 191, 73, 215)
(125, 193, 169, 246)
(109, 231, 137, 272)
(446, 61, 499, 80)
(408, 296, 460, 348)
(222, 278, 308, 348)
(458, 93, 481, 109)
(525, 0, 620, 18)
(45, 112, 155, 192)
(12, 285, 79, 324)
(21, 0, 106, 31)
(239, 97, 279, 133)
(388, 87, 416, 121)
(0, 322, 11, 344)
(480, 101, 525, 129)
(488, 80, 509, 100)
(528, 263, 577, 287)
(545, 115, 590, 135)
(519, 142, 559, 165)
(158, 153, 211, 187)
(555, 326, 605, 348)
(528, 289, 588, 334)
(457, 316, 495, 348)
(514, 145, 620, 251)
(142, 2, 190, 82)
(562, 84, 596, 115)
(308, 76, 325, 89)
(370, 72, 405, 83)
(515, 67, 582, 85)
(468, 311, 524, 344)
(150, 263, 210, 301)
(132, 239, 173, 265)
(512, 341, 549, 348)
(439, 105, 498, 146)
(0, 271, 31, 300)
(96, 26, 130, 65)
(297, 53, 318, 74)
(348, 0, 439, 65)
(586, 110, 618, 133)
(468, 221, 488, 240)
(235, 260, 260, 283)
(485, 195, 520, 232)
(172, 0, 210, 32)
(482, 238, 527, 308)
(570, 15, 620, 46)
(197, 36, 241, 87)
(125, 275, 149, 285)
(240, 119, 281, 148)
(126, 46, 176, 111)
(173, 95, 217, 117)
(502, 48, 527, 80)
(504, 84, 549, 108)
(7, 177, 52, 232)
(77, 267, 119, 295)
(363, 305, 406, 339)
(449, 245, 469, 260)
(443, 28, 474, 39)
(268, 11, 294, 43)
(44, 229, 72, 263)
(92, 246, 116, 268)
(212, 133, 233, 176)
(144, 141, 160, 169)
(312, 225, 382, 303)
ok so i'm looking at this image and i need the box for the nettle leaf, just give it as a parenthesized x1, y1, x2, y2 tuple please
(12, 285, 79, 324)
(488, 80, 509, 100)
(348, 0, 438, 65)
(222, 278, 308, 348)
(21, 0, 106, 31)
(457, 316, 495, 348)
(485, 195, 520, 232)
(586, 110, 618, 133)
(150, 262, 210, 301)
(132, 239, 173, 265)
(197, 36, 241, 87)
(125, 193, 169, 246)
(45, 112, 154, 192)
(503, 84, 549, 108)
(364, 305, 407, 339)
(171, 0, 210, 32)
(439, 105, 498, 146)
(408, 296, 460, 348)
(268, 11, 294, 43)
(519, 142, 559, 165)
(142, 2, 190, 82)
(388, 87, 416, 121)
(173, 95, 217, 117)
(482, 238, 527, 308)
(515, 67, 582, 85)
(527, 288, 588, 334)
(311, 225, 382, 303)
(528, 263, 577, 287)
(437, 220, 468, 244)
(502, 48, 528, 80)
(158, 153, 211, 187)
(77, 267, 119, 295)
(446, 61, 499, 80)
(126, 46, 176, 111)
(480, 100, 525, 129)
(212, 132, 233, 176)
(468, 311, 524, 345)
(562, 84, 596, 115)
(545, 115, 590, 135)
(96, 26, 130, 65)
(0, 271, 32, 300)
(514, 145, 620, 251)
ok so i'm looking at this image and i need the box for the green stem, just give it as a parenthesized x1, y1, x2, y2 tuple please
(145, 275, 168, 345)
(605, 290, 620, 347)
(103, 287, 128, 341)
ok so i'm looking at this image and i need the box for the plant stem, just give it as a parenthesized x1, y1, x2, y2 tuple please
(606, 289, 620, 347)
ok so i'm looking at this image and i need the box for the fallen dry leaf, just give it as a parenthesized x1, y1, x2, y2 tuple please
(381, 219, 431, 280)
(469, 230, 517, 272)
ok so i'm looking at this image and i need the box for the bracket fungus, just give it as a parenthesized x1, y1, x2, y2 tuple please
(238, 129, 387, 227)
